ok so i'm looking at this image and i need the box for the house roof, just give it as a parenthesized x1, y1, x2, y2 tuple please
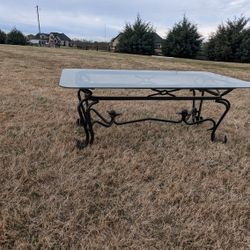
(110, 33, 122, 42)
(153, 33, 164, 43)
(34, 33, 49, 39)
(50, 32, 71, 42)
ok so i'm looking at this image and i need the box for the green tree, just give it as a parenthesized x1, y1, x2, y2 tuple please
(0, 29, 7, 44)
(205, 17, 250, 62)
(6, 28, 26, 45)
(116, 15, 155, 55)
(240, 28, 250, 62)
(162, 16, 203, 58)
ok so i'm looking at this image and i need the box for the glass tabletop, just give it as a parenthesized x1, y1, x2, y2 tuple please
(59, 69, 250, 89)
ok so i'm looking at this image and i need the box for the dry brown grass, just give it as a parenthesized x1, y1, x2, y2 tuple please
(0, 45, 249, 249)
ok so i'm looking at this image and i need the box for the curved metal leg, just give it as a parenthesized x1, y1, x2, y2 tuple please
(76, 99, 90, 149)
(191, 90, 197, 122)
(190, 90, 204, 123)
(197, 91, 204, 121)
(76, 89, 96, 149)
(210, 98, 231, 143)
(180, 97, 231, 143)
(180, 109, 216, 130)
(86, 100, 99, 145)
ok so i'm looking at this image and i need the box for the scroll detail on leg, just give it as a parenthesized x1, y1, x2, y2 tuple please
(210, 98, 231, 143)
(76, 89, 95, 149)
(76, 99, 90, 149)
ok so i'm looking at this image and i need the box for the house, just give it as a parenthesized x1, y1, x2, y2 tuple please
(153, 33, 164, 55)
(29, 33, 49, 46)
(110, 33, 122, 51)
(110, 32, 164, 54)
(27, 33, 48, 46)
(48, 32, 72, 47)
(38, 33, 49, 41)
(28, 32, 72, 47)
(28, 39, 40, 46)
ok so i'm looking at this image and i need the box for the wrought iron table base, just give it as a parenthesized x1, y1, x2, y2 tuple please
(76, 88, 232, 149)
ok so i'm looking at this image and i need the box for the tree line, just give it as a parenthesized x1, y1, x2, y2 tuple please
(1, 15, 250, 63)
(0, 28, 110, 50)
(74, 40, 110, 51)
(116, 15, 250, 63)
(0, 28, 26, 45)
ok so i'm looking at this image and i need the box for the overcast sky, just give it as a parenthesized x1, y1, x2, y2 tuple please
(0, 0, 249, 41)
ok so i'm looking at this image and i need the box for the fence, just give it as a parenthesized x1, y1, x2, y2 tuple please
(74, 42, 110, 51)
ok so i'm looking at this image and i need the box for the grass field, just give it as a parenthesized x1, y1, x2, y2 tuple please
(0, 45, 249, 249)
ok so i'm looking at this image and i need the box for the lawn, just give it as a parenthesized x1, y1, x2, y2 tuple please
(0, 45, 249, 249)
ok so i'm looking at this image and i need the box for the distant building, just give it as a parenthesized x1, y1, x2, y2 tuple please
(49, 32, 72, 47)
(30, 33, 49, 46)
(153, 33, 164, 55)
(28, 39, 40, 46)
(110, 32, 164, 54)
(37, 33, 49, 41)
(27, 32, 72, 47)
(110, 34, 122, 52)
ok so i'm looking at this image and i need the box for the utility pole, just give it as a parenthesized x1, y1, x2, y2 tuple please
(104, 24, 107, 42)
(36, 5, 41, 34)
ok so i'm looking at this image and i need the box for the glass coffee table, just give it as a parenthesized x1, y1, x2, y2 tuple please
(59, 69, 250, 148)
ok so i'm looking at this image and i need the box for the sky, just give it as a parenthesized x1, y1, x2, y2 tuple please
(0, 0, 249, 41)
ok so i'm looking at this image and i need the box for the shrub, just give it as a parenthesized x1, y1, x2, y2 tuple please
(162, 16, 202, 58)
(0, 29, 7, 44)
(6, 28, 27, 45)
(116, 15, 155, 55)
(205, 17, 250, 62)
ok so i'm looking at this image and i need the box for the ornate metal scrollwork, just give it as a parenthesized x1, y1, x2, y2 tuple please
(148, 89, 180, 97)
(75, 88, 232, 148)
